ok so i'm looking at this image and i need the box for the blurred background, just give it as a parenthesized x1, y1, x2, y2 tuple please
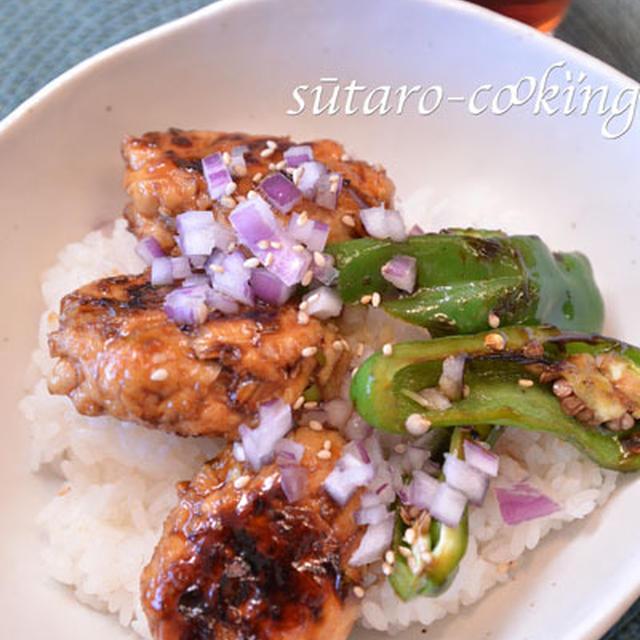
(0, 0, 638, 638)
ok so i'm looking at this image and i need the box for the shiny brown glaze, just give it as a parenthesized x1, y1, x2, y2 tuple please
(141, 428, 364, 640)
(47, 274, 349, 437)
(122, 130, 395, 252)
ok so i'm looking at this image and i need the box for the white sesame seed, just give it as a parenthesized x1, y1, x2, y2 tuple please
(405, 414, 432, 436)
(356, 342, 365, 357)
(309, 420, 324, 431)
(233, 475, 250, 489)
(298, 300, 309, 311)
(304, 401, 318, 409)
(243, 257, 260, 269)
(252, 172, 263, 183)
(292, 166, 304, 185)
(382, 562, 393, 576)
(211, 264, 225, 274)
(360, 294, 372, 305)
(518, 378, 535, 388)
(270, 240, 282, 249)
(268, 162, 277, 171)
(266, 139, 277, 149)
(275, 160, 286, 171)
(341, 153, 352, 162)
(150, 368, 168, 381)
(224, 181, 237, 196)
(298, 311, 310, 325)
(297, 211, 309, 226)
(232, 164, 247, 177)
(257, 239, 270, 250)
(301, 346, 318, 358)
(403, 528, 416, 545)
(488, 312, 500, 328)
(313, 251, 326, 267)
(329, 173, 340, 183)
(342, 214, 356, 227)
(384, 550, 396, 565)
(394, 443, 407, 454)
(260, 147, 275, 158)
(353, 586, 365, 598)
(330, 182, 338, 193)
(294, 396, 305, 409)
(292, 244, 305, 253)
(306, 294, 319, 306)
(351, 366, 359, 378)
(323, 439, 332, 450)
(485, 332, 506, 351)
(382, 343, 393, 357)
(222, 151, 231, 165)
(301, 270, 314, 286)
(317, 449, 332, 460)
(371, 292, 381, 308)
(264, 252, 274, 267)
(332, 339, 344, 352)
(398, 545, 412, 559)
(220, 195, 236, 209)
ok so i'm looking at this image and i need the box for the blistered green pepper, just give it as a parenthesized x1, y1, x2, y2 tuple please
(351, 326, 640, 471)
(327, 231, 604, 335)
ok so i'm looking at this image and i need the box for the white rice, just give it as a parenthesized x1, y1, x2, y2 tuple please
(20, 219, 618, 638)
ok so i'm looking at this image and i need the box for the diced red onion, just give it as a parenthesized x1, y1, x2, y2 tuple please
(284, 145, 314, 168)
(211, 221, 237, 252)
(405, 445, 429, 470)
(176, 211, 218, 256)
(354, 504, 389, 526)
(183, 274, 210, 288)
(409, 223, 425, 236)
(408, 470, 440, 510)
(311, 252, 338, 285)
(343, 414, 374, 441)
(303, 286, 343, 319)
(230, 196, 312, 286)
(229, 145, 248, 177)
(464, 440, 499, 478)
(287, 214, 330, 252)
(202, 152, 233, 200)
(360, 207, 407, 242)
(171, 256, 192, 280)
(206, 289, 240, 315)
(189, 255, 208, 269)
(250, 268, 294, 306)
(296, 161, 326, 199)
(323, 399, 352, 428)
(260, 173, 302, 214)
(163, 285, 209, 325)
(348, 516, 395, 567)
(323, 452, 375, 506)
(381, 255, 417, 293)
(495, 483, 560, 525)
(275, 438, 305, 464)
(315, 172, 342, 210)
(429, 482, 468, 528)
(240, 399, 293, 471)
(439, 354, 466, 401)
(151, 257, 174, 286)
(136, 236, 165, 265)
(280, 464, 309, 502)
(443, 453, 490, 506)
(360, 490, 384, 509)
(363, 434, 384, 467)
(360, 207, 389, 239)
(386, 210, 408, 242)
(211, 250, 254, 305)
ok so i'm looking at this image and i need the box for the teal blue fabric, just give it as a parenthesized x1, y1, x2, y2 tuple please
(0, 1, 637, 639)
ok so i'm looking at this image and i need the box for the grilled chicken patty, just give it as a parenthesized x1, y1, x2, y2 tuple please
(47, 274, 349, 437)
(122, 129, 394, 252)
(141, 427, 364, 640)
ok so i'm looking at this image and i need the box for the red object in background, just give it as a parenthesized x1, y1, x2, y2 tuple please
(468, 0, 571, 31)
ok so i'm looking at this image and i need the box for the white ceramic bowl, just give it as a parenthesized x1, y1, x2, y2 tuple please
(0, 1, 638, 639)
